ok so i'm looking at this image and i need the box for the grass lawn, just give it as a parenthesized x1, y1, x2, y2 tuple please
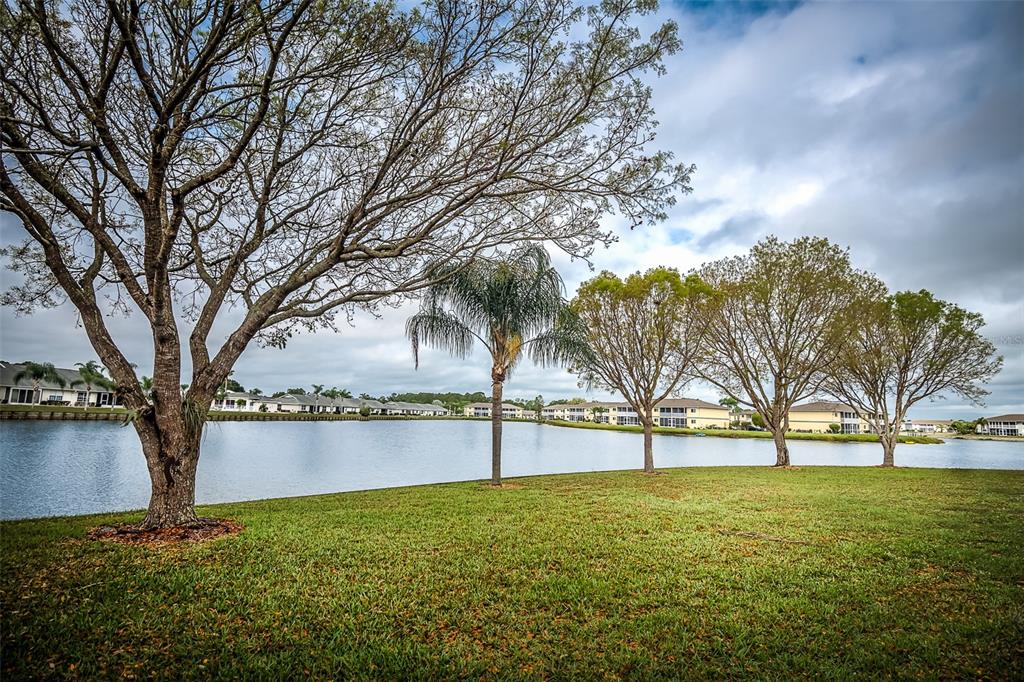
(2, 467, 1022, 679)
(543, 418, 944, 444)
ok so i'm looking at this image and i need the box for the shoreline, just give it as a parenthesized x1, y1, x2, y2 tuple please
(0, 406, 951, 444)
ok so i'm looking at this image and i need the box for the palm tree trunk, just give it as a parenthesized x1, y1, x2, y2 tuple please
(491, 377, 503, 486)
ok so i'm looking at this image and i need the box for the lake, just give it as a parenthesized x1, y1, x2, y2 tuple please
(1, 419, 1020, 519)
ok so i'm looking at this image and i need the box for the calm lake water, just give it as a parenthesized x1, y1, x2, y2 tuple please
(1, 420, 1021, 519)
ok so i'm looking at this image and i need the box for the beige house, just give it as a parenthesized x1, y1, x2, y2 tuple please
(463, 402, 537, 419)
(788, 401, 874, 434)
(651, 399, 730, 429)
(541, 398, 729, 429)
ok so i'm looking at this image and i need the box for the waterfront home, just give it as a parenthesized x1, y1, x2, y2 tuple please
(979, 415, 1024, 437)
(463, 403, 538, 419)
(381, 401, 448, 416)
(650, 399, 731, 429)
(540, 402, 611, 422)
(211, 391, 261, 411)
(0, 360, 122, 407)
(540, 399, 730, 429)
(250, 394, 305, 413)
(788, 401, 873, 434)
(900, 419, 953, 434)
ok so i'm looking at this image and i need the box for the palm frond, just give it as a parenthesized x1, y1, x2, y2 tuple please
(406, 308, 477, 369)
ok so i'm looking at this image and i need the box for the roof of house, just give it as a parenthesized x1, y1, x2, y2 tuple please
(790, 401, 856, 413)
(465, 402, 532, 410)
(907, 419, 952, 425)
(542, 398, 725, 411)
(384, 401, 446, 411)
(987, 414, 1024, 422)
(656, 398, 726, 410)
(544, 401, 610, 410)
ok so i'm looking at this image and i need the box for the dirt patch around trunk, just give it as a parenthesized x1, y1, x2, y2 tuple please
(87, 517, 243, 546)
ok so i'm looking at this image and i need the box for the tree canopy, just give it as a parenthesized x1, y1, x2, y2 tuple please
(0, 0, 687, 528)
(694, 236, 884, 466)
(824, 289, 1002, 465)
(568, 267, 712, 472)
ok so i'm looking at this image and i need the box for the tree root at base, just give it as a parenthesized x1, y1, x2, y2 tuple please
(87, 517, 243, 546)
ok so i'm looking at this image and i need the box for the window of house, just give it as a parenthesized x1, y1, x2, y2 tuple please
(12, 388, 34, 403)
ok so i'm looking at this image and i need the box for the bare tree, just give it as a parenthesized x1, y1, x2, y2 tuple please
(694, 236, 883, 467)
(824, 289, 1002, 466)
(0, 0, 691, 528)
(567, 268, 711, 472)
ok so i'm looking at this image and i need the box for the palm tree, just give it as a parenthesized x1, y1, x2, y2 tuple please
(407, 245, 577, 486)
(13, 361, 66, 405)
(311, 383, 324, 413)
(139, 376, 154, 401)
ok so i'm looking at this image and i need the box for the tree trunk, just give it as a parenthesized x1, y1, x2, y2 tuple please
(490, 375, 503, 486)
(136, 398, 204, 529)
(880, 436, 896, 467)
(771, 428, 790, 467)
(642, 408, 655, 473)
(143, 458, 199, 528)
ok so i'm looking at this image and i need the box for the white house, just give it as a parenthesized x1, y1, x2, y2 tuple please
(0, 360, 122, 407)
(979, 415, 1024, 437)
(463, 402, 537, 419)
(211, 391, 261, 412)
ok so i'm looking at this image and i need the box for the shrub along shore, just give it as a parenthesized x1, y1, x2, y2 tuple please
(541, 418, 944, 444)
(2, 468, 1021, 679)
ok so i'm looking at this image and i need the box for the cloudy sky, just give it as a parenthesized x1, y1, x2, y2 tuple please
(1, 0, 1021, 418)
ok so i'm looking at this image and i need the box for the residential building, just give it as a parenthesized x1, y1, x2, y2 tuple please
(540, 398, 729, 429)
(788, 401, 873, 434)
(652, 399, 731, 429)
(899, 419, 953, 434)
(381, 401, 448, 416)
(211, 391, 262, 411)
(463, 402, 537, 419)
(979, 415, 1024, 437)
(540, 402, 610, 422)
(0, 360, 123, 407)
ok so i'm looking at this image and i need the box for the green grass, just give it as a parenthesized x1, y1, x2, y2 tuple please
(3, 468, 1022, 680)
(544, 418, 944, 444)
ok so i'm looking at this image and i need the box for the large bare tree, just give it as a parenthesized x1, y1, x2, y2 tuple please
(824, 289, 1002, 467)
(694, 236, 883, 467)
(0, 0, 691, 528)
(567, 268, 711, 472)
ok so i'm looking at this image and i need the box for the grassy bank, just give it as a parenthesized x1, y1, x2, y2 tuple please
(3, 468, 1021, 679)
(543, 418, 944, 444)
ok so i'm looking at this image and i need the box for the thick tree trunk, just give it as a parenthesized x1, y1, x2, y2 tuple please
(143, 460, 199, 528)
(642, 407, 655, 473)
(136, 395, 204, 529)
(490, 376, 503, 486)
(880, 436, 896, 467)
(771, 428, 790, 467)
